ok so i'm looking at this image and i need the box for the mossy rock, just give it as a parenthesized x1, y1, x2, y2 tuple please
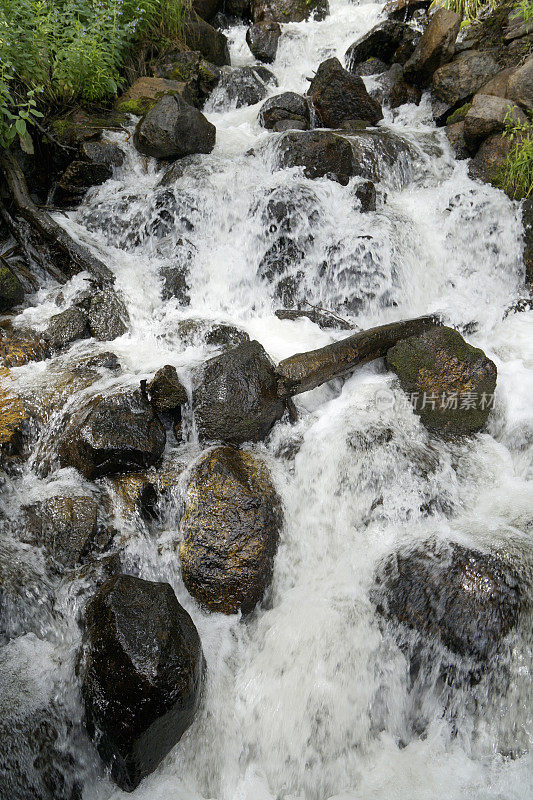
(0, 369, 28, 451)
(50, 110, 129, 147)
(0, 266, 24, 313)
(386, 325, 497, 436)
(446, 101, 472, 126)
(180, 446, 282, 614)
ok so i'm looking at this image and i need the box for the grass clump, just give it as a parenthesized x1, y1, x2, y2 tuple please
(493, 110, 533, 199)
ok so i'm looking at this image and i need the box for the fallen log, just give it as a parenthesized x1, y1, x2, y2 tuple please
(276, 315, 440, 396)
(0, 150, 113, 286)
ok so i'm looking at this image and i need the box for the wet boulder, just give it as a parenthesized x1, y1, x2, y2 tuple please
(351, 57, 388, 77)
(275, 308, 353, 329)
(193, 339, 286, 444)
(372, 541, 522, 664)
(44, 307, 90, 351)
(431, 51, 500, 124)
(213, 65, 278, 109)
(386, 325, 497, 436)
(81, 574, 205, 791)
(468, 133, 512, 186)
(116, 76, 198, 117)
(22, 495, 102, 572)
(153, 50, 221, 106)
(246, 21, 281, 63)
(160, 238, 195, 304)
(52, 140, 125, 207)
(177, 318, 250, 349)
(308, 58, 383, 128)
(445, 121, 469, 159)
(57, 389, 166, 479)
(251, 0, 328, 23)
(182, 10, 231, 66)
(192, 0, 221, 21)
(275, 130, 356, 184)
(258, 91, 310, 130)
(384, 0, 431, 21)
(85, 288, 129, 341)
(180, 446, 282, 614)
(134, 95, 216, 160)
(345, 20, 418, 71)
(463, 94, 527, 149)
(388, 72, 422, 109)
(507, 54, 533, 110)
(0, 263, 24, 312)
(403, 8, 461, 88)
(146, 365, 188, 414)
(522, 196, 533, 285)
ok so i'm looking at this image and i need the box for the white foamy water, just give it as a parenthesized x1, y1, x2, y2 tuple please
(2, 1, 533, 798)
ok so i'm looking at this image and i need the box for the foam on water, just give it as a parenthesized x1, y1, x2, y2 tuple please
(2, 0, 532, 798)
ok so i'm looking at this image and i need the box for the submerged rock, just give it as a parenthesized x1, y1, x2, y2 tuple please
(258, 92, 310, 130)
(246, 21, 281, 63)
(275, 130, 356, 184)
(251, 0, 328, 23)
(57, 389, 166, 479)
(81, 574, 205, 791)
(214, 65, 277, 109)
(372, 541, 522, 664)
(386, 325, 497, 435)
(193, 339, 286, 444)
(134, 95, 216, 160)
(45, 307, 90, 351)
(180, 446, 282, 613)
(85, 289, 129, 341)
(308, 57, 384, 128)
(403, 8, 461, 88)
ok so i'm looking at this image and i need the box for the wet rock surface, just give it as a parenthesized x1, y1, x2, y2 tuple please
(251, 0, 328, 23)
(180, 446, 282, 614)
(403, 8, 461, 87)
(431, 51, 500, 122)
(85, 288, 129, 341)
(193, 339, 286, 444)
(81, 574, 205, 791)
(386, 325, 497, 435)
(246, 21, 282, 63)
(134, 95, 216, 160)
(308, 57, 384, 127)
(45, 308, 90, 350)
(259, 92, 310, 130)
(373, 541, 523, 664)
(275, 130, 356, 184)
(345, 20, 418, 70)
(57, 389, 166, 479)
(0, 264, 24, 312)
(214, 65, 278, 109)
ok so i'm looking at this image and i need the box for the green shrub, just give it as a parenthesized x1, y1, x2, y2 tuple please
(0, 0, 190, 144)
(493, 111, 533, 200)
(439, 0, 498, 25)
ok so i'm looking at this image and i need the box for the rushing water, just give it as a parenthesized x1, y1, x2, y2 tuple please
(2, 0, 533, 798)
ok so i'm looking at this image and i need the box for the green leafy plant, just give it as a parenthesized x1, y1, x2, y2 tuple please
(493, 109, 533, 199)
(438, 0, 498, 26)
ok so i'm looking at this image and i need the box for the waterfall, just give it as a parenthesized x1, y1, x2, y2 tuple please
(1, 1, 532, 798)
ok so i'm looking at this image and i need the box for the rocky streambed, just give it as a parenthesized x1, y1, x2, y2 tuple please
(0, 1, 532, 799)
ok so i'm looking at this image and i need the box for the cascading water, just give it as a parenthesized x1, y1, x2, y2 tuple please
(1, 1, 532, 798)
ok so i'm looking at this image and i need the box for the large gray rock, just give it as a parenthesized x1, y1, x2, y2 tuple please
(386, 325, 497, 436)
(193, 339, 286, 444)
(86, 288, 129, 341)
(463, 94, 527, 149)
(45, 307, 90, 350)
(246, 21, 281, 63)
(431, 51, 500, 122)
(507, 54, 533, 110)
(183, 10, 230, 66)
(468, 133, 513, 185)
(345, 20, 418, 70)
(308, 57, 384, 127)
(258, 92, 310, 130)
(251, 0, 328, 23)
(57, 389, 166, 479)
(180, 446, 282, 614)
(213, 65, 277, 109)
(81, 574, 205, 791)
(403, 8, 462, 87)
(275, 129, 356, 184)
(134, 95, 216, 160)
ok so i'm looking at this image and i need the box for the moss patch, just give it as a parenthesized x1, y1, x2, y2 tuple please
(446, 102, 472, 126)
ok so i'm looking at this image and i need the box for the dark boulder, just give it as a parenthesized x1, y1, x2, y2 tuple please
(213, 65, 277, 109)
(193, 339, 286, 444)
(384, 0, 431, 21)
(0, 538, 53, 642)
(251, 0, 328, 23)
(258, 92, 310, 130)
(275, 130, 355, 184)
(445, 121, 469, 159)
(0, 264, 24, 312)
(386, 325, 497, 436)
(22, 495, 102, 571)
(116, 76, 197, 116)
(308, 57, 383, 127)
(85, 288, 129, 341)
(183, 10, 231, 66)
(52, 141, 124, 207)
(372, 541, 522, 664)
(345, 20, 418, 70)
(246, 21, 281, 63)
(180, 446, 282, 614)
(81, 574, 205, 791)
(468, 133, 513, 185)
(431, 51, 500, 123)
(389, 73, 422, 108)
(45, 307, 90, 350)
(134, 95, 216, 160)
(57, 389, 166, 479)
(192, 0, 221, 21)
(153, 50, 221, 106)
(79, 140, 125, 169)
(275, 308, 353, 329)
(403, 8, 462, 88)
(354, 179, 377, 211)
(160, 238, 195, 303)
(351, 57, 388, 77)
(507, 54, 533, 110)
(146, 365, 188, 414)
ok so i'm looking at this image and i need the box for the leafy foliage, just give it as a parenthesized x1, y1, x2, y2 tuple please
(493, 110, 533, 200)
(439, 0, 498, 25)
(0, 0, 190, 147)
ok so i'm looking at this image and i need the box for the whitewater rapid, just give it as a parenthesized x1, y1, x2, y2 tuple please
(2, 0, 532, 798)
